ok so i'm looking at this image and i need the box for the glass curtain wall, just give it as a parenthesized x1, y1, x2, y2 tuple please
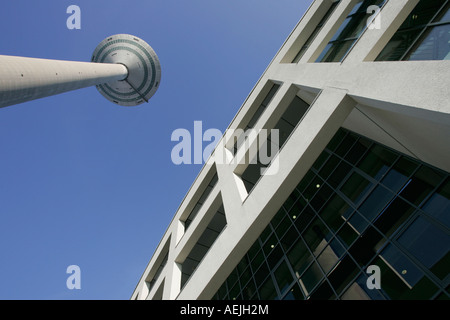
(213, 128, 449, 300)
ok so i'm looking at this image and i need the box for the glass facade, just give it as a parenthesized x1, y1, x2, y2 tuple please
(213, 128, 449, 300)
(316, 0, 387, 62)
(376, 0, 450, 61)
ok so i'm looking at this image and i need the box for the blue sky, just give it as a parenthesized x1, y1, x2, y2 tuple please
(0, 0, 309, 299)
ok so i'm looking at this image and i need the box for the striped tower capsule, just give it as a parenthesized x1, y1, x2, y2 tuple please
(91, 34, 161, 107)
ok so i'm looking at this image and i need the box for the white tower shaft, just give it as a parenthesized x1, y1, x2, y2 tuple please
(0, 55, 128, 108)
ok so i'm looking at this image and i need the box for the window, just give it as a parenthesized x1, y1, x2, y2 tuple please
(151, 280, 164, 300)
(181, 205, 227, 289)
(233, 83, 280, 154)
(376, 244, 438, 299)
(317, 0, 387, 62)
(183, 171, 218, 230)
(421, 177, 450, 227)
(291, 1, 341, 63)
(146, 251, 168, 294)
(397, 216, 449, 281)
(145, 237, 171, 298)
(376, 0, 450, 61)
(240, 95, 311, 193)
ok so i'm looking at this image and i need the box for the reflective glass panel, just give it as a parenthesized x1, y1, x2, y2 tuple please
(421, 178, 450, 227)
(406, 24, 450, 60)
(376, 0, 449, 61)
(397, 216, 450, 280)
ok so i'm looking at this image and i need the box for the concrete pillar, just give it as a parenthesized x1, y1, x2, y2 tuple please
(0, 55, 128, 108)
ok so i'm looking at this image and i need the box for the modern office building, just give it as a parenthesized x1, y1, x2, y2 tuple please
(131, 0, 450, 300)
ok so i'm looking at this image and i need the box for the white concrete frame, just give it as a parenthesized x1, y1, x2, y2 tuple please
(131, 0, 450, 300)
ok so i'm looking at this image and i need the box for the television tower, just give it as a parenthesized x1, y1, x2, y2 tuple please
(0, 34, 161, 108)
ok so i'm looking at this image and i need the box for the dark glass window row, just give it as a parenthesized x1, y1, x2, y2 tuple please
(184, 171, 218, 230)
(317, 0, 387, 62)
(291, 0, 341, 63)
(146, 251, 168, 295)
(376, 0, 450, 61)
(233, 83, 281, 154)
(213, 128, 449, 300)
(241, 95, 311, 193)
(181, 205, 227, 289)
